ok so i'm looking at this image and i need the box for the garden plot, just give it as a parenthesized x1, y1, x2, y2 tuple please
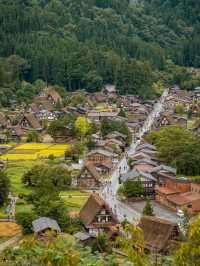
(1, 143, 71, 161)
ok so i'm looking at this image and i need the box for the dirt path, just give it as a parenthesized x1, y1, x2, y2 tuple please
(0, 234, 21, 254)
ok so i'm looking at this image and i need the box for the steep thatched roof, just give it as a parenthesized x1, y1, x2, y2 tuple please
(78, 162, 101, 181)
(80, 193, 117, 226)
(139, 216, 179, 252)
(24, 113, 42, 130)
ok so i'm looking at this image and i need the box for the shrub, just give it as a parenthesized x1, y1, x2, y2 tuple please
(16, 211, 37, 234)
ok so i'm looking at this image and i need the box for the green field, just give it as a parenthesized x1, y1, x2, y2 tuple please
(60, 190, 90, 211)
(5, 160, 90, 212)
(5, 161, 40, 195)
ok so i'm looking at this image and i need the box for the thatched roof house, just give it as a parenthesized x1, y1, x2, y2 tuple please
(139, 216, 181, 253)
(77, 162, 101, 189)
(32, 217, 61, 236)
(20, 113, 42, 131)
(80, 193, 118, 236)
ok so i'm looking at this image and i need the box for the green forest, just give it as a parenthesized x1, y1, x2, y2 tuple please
(0, 0, 200, 105)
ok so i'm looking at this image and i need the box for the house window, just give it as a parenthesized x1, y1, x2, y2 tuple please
(101, 210, 106, 215)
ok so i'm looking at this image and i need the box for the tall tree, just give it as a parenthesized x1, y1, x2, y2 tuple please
(0, 171, 10, 205)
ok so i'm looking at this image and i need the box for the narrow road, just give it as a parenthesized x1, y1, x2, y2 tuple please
(101, 89, 170, 224)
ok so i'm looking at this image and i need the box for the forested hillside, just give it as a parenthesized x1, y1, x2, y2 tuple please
(0, 0, 200, 106)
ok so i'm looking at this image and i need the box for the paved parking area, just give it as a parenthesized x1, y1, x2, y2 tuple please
(127, 200, 181, 224)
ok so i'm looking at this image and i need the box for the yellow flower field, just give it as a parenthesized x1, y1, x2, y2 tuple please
(1, 143, 71, 161)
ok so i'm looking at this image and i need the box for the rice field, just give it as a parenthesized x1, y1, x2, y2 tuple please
(0, 222, 21, 237)
(1, 143, 71, 161)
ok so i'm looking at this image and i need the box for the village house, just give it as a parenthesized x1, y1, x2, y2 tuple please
(120, 169, 156, 198)
(158, 114, 187, 128)
(87, 149, 116, 165)
(136, 143, 157, 153)
(155, 172, 200, 214)
(139, 216, 181, 254)
(166, 191, 200, 214)
(103, 84, 117, 98)
(150, 165, 177, 183)
(95, 161, 113, 175)
(77, 162, 102, 189)
(8, 125, 24, 142)
(87, 92, 107, 104)
(20, 113, 43, 131)
(131, 151, 155, 162)
(32, 217, 61, 238)
(106, 131, 127, 143)
(87, 110, 120, 122)
(79, 193, 118, 236)
(104, 138, 125, 152)
(74, 231, 95, 246)
(32, 87, 62, 113)
(40, 87, 62, 105)
(133, 159, 158, 173)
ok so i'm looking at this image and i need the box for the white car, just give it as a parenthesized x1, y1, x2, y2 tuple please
(177, 209, 184, 218)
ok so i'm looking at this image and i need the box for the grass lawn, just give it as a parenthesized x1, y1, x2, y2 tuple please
(5, 161, 41, 195)
(61, 190, 90, 211)
(60, 190, 90, 197)
(63, 197, 89, 211)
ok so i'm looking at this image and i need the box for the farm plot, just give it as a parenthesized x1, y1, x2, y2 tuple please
(1, 143, 71, 161)
(0, 222, 21, 237)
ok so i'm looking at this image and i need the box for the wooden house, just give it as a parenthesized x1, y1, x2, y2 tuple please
(9, 126, 24, 141)
(150, 165, 177, 183)
(133, 159, 158, 173)
(77, 162, 101, 189)
(103, 85, 117, 98)
(80, 193, 118, 236)
(20, 113, 42, 131)
(139, 216, 181, 254)
(87, 110, 119, 122)
(87, 149, 114, 165)
(74, 232, 95, 246)
(32, 217, 61, 238)
(120, 169, 156, 198)
(106, 131, 126, 143)
(46, 88, 62, 105)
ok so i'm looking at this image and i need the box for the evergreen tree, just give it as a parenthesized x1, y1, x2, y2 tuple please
(143, 199, 154, 216)
(0, 171, 10, 205)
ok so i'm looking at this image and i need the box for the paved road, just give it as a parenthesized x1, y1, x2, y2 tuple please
(100, 89, 180, 224)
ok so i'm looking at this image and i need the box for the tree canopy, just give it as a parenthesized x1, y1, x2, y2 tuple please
(0, 0, 200, 106)
(145, 126, 200, 175)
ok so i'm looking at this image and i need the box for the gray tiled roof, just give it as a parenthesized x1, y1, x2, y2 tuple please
(136, 143, 157, 151)
(150, 165, 177, 175)
(32, 217, 61, 233)
(120, 169, 156, 182)
(133, 159, 158, 167)
(74, 231, 92, 241)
